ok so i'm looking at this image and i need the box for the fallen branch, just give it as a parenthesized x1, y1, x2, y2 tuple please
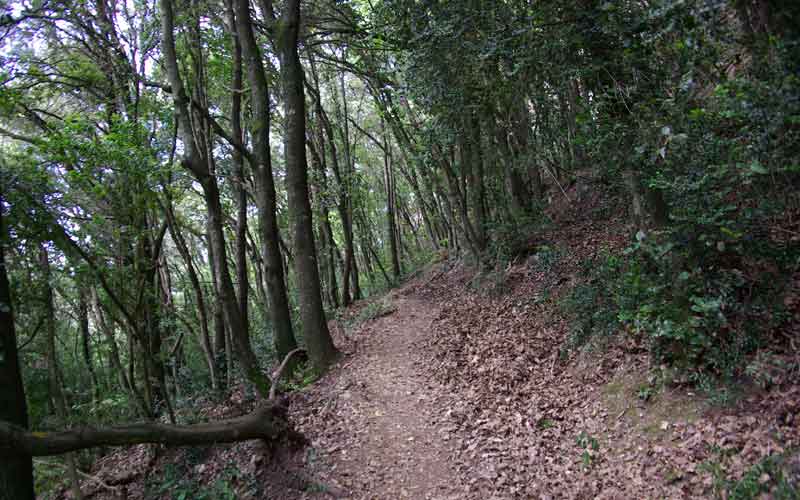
(0, 351, 314, 459)
(269, 348, 307, 401)
(421, 268, 446, 289)
(0, 404, 289, 457)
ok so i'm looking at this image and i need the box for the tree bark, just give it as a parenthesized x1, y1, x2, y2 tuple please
(207, 225, 228, 386)
(232, 0, 298, 361)
(467, 116, 487, 254)
(78, 286, 100, 404)
(276, 0, 339, 372)
(0, 196, 35, 500)
(228, 0, 250, 346)
(163, 200, 218, 389)
(307, 61, 351, 307)
(159, 0, 270, 398)
(383, 118, 402, 280)
(39, 244, 84, 500)
(337, 69, 362, 302)
(307, 120, 340, 308)
(0, 404, 290, 458)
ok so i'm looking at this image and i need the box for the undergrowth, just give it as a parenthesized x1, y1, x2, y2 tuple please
(350, 298, 396, 325)
(702, 451, 799, 500)
(144, 448, 264, 500)
(561, 228, 796, 389)
(558, 40, 800, 388)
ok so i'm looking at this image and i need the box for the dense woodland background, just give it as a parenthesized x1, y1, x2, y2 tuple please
(0, 0, 799, 498)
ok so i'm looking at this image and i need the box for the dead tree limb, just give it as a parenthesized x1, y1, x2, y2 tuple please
(0, 350, 314, 458)
(269, 348, 307, 401)
(0, 404, 289, 457)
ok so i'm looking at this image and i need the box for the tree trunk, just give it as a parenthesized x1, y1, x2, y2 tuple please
(467, 116, 487, 254)
(137, 222, 172, 420)
(228, 0, 250, 346)
(337, 70, 362, 303)
(78, 286, 100, 404)
(305, 62, 357, 307)
(443, 142, 480, 259)
(159, 0, 270, 398)
(163, 200, 218, 389)
(312, 62, 358, 307)
(207, 227, 228, 386)
(232, 0, 298, 361)
(276, 0, 339, 372)
(0, 404, 291, 457)
(39, 245, 84, 500)
(0, 201, 34, 500)
(384, 120, 402, 280)
(91, 289, 150, 417)
(496, 122, 530, 216)
(307, 120, 340, 308)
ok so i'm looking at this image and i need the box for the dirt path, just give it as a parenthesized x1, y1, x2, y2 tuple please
(290, 292, 462, 499)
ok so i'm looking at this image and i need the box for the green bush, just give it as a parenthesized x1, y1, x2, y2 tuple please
(562, 253, 622, 353)
(564, 34, 800, 382)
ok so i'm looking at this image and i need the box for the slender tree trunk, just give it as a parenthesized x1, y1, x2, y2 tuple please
(159, 0, 271, 398)
(0, 199, 35, 500)
(154, 254, 177, 424)
(307, 72, 353, 306)
(228, 0, 249, 345)
(91, 289, 150, 417)
(377, 87, 442, 250)
(511, 100, 543, 200)
(467, 116, 487, 254)
(314, 64, 358, 306)
(163, 201, 218, 389)
(39, 245, 83, 500)
(496, 121, 530, 216)
(78, 286, 100, 404)
(307, 122, 340, 308)
(207, 229, 227, 386)
(138, 224, 173, 421)
(232, 0, 298, 361)
(384, 120, 401, 279)
(276, 0, 339, 371)
(443, 142, 480, 258)
(338, 70, 362, 302)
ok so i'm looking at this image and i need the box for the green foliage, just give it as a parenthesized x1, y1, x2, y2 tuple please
(702, 452, 799, 500)
(283, 360, 320, 392)
(745, 352, 800, 390)
(562, 253, 622, 353)
(487, 210, 552, 266)
(636, 384, 656, 403)
(566, 226, 791, 380)
(560, 8, 800, 382)
(575, 431, 600, 470)
(344, 298, 396, 327)
(32, 460, 66, 500)
(146, 459, 241, 500)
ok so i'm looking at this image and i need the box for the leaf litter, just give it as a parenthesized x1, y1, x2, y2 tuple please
(65, 195, 798, 499)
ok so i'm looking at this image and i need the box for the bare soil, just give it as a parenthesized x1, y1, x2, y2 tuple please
(287, 292, 464, 499)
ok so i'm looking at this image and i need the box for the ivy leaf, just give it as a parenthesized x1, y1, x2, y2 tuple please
(749, 161, 768, 175)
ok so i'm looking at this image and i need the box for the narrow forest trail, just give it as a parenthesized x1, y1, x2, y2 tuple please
(289, 289, 463, 499)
